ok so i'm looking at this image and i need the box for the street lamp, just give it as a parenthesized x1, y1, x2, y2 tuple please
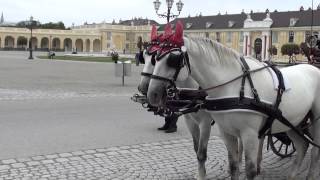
(153, 0, 184, 23)
(25, 16, 39, 59)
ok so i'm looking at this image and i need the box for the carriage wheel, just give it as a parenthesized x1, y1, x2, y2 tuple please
(268, 133, 296, 158)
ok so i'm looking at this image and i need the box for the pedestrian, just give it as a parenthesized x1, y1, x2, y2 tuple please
(158, 116, 178, 133)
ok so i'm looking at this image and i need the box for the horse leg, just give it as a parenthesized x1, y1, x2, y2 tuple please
(307, 117, 320, 180)
(241, 130, 260, 180)
(183, 114, 202, 179)
(286, 130, 309, 180)
(196, 115, 212, 180)
(257, 136, 264, 175)
(220, 130, 240, 180)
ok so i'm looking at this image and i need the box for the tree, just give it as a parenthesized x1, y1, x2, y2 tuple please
(281, 43, 300, 63)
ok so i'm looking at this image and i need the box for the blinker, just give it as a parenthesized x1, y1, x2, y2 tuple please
(167, 53, 184, 69)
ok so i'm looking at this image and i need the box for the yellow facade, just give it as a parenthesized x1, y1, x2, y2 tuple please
(0, 23, 151, 54)
(185, 27, 320, 61)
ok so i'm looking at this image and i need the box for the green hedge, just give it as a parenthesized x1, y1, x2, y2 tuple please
(281, 43, 300, 56)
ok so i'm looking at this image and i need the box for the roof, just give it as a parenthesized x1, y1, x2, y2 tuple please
(119, 18, 159, 26)
(158, 9, 320, 31)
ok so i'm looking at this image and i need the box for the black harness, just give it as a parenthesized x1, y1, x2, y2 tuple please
(150, 49, 320, 148)
(203, 58, 285, 138)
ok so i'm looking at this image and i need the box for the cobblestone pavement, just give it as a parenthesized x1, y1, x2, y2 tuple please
(0, 136, 316, 180)
(0, 88, 132, 101)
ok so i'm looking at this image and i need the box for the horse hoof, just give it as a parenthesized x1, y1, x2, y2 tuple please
(194, 174, 206, 180)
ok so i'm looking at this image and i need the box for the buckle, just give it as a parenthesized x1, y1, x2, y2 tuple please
(167, 87, 178, 98)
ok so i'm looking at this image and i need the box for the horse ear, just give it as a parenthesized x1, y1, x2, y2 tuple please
(151, 24, 158, 41)
(175, 21, 184, 41)
(164, 23, 172, 39)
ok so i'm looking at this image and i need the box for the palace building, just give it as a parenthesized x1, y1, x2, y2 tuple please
(165, 7, 320, 61)
(0, 6, 319, 61)
(0, 15, 156, 53)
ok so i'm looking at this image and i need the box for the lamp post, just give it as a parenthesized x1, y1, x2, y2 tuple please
(26, 16, 39, 59)
(153, 0, 184, 23)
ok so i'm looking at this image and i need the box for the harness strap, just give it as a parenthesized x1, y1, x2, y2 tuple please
(141, 72, 152, 77)
(239, 57, 260, 102)
(258, 61, 286, 138)
(204, 97, 320, 148)
(150, 75, 176, 87)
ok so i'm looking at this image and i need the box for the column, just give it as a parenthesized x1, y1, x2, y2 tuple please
(15, 37, 18, 48)
(90, 39, 94, 52)
(243, 35, 247, 55)
(247, 34, 251, 56)
(0, 36, 4, 48)
(60, 39, 64, 51)
(265, 35, 270, 60)
(261, 35, 266, 61)
(37, 37, 41, 49)
(72, 39, 76, 51)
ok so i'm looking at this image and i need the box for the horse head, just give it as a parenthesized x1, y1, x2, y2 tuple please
(138, 24, 165, 95)
(147, 21, 191, 106)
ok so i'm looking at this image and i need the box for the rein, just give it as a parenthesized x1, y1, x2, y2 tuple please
(197, 64, 273, 93)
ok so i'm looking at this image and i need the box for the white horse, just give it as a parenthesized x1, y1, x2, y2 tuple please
(147, 21, 320, 180)
(137, 25, 216, 180)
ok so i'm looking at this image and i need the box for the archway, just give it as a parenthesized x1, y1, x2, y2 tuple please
(40, 37, 49, 49)
(93, 39, 101, 52)
(75, 39, 83, 52)
(5, 36, 15, 48)
(30, 37, 38, 50)
(64, 38, 72, 51)
(254, 38, 262, 60)
(85, 39, 90, 52)
(52, 38, 61, 50)
(17, 36, 28, 49)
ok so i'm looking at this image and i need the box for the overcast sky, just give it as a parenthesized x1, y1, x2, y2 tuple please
(0, 0, 318, 27)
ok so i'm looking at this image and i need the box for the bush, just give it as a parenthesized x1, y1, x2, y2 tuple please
(281, 43, 300, 56)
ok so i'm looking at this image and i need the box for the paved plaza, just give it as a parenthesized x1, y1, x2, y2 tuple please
(0, 51, 317, 179)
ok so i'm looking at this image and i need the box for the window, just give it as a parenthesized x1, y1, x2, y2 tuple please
(239, 32, 244, 42)
(305, 31, 311, 41)
(186, 23, 193, 29)
(205, 32, 209, 38)
(227, 32, 232, 43)
(289, 31, 294, 43)
(216, 32, 221, 42)
(125, 43, 130, 50)
(289, 18, 299, 27)
(272, 31, 278, 43)
(228, 21, 235, 28)
(206, 22, 213, 29)
(126, 33, 130, 41)
(126, 32, 135, 41)
(107, 32, 112, 40)
(107, 43, 110, 48)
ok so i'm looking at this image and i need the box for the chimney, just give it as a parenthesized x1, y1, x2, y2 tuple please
(300, 6, 304, 11)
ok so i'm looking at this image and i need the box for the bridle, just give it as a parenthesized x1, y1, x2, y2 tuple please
(139, 40, 160, 78)
(149, 43, 191, 98)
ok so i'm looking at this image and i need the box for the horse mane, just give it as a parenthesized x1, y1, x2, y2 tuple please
(183, 36, 241, 67)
